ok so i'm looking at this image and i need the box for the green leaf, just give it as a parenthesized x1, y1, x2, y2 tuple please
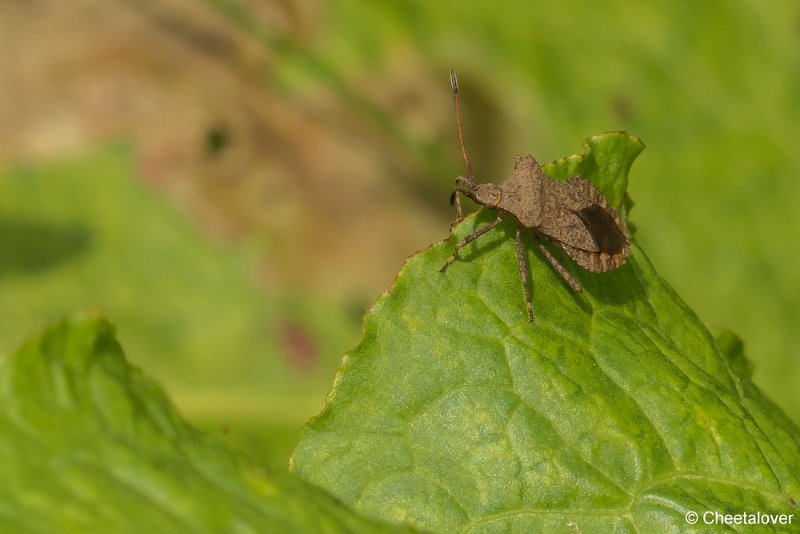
(0, 145, 360, 472)
(291, 133, 800, 532)
(0, 315, 408, 533)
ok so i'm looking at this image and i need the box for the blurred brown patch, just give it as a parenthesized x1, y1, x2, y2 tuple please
(0, 0, 456, 307)
(280, 319, 317, 371)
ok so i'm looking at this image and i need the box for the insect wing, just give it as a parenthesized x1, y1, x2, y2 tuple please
(556, 239, 630, 271)
(536, 176, 630, 272)
(574, 204, 628, 253)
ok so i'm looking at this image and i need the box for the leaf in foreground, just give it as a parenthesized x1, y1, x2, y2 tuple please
(0, 314, 406, 534)
(292, 133, 800, 532)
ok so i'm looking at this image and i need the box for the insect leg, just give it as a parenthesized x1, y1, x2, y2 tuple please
(454, 191, 463, 220)
(449, 189, 464, 221)
(440, 216, 503, 272)
(515, 228, 535, 322)
(451, 175, 476, 222)
(536, 241, 583, 292)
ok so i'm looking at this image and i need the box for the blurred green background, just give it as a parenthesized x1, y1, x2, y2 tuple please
(1, 0, 798, 470)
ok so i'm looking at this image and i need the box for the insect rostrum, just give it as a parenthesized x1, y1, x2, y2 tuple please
(440, 70, 631, 322)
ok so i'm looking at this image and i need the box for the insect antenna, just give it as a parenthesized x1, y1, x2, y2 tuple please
(450, 69, 477, 219)
(450, 69, 475, 186)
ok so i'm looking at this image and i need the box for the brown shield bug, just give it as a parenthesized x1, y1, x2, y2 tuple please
(440, 70, 631, 322)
